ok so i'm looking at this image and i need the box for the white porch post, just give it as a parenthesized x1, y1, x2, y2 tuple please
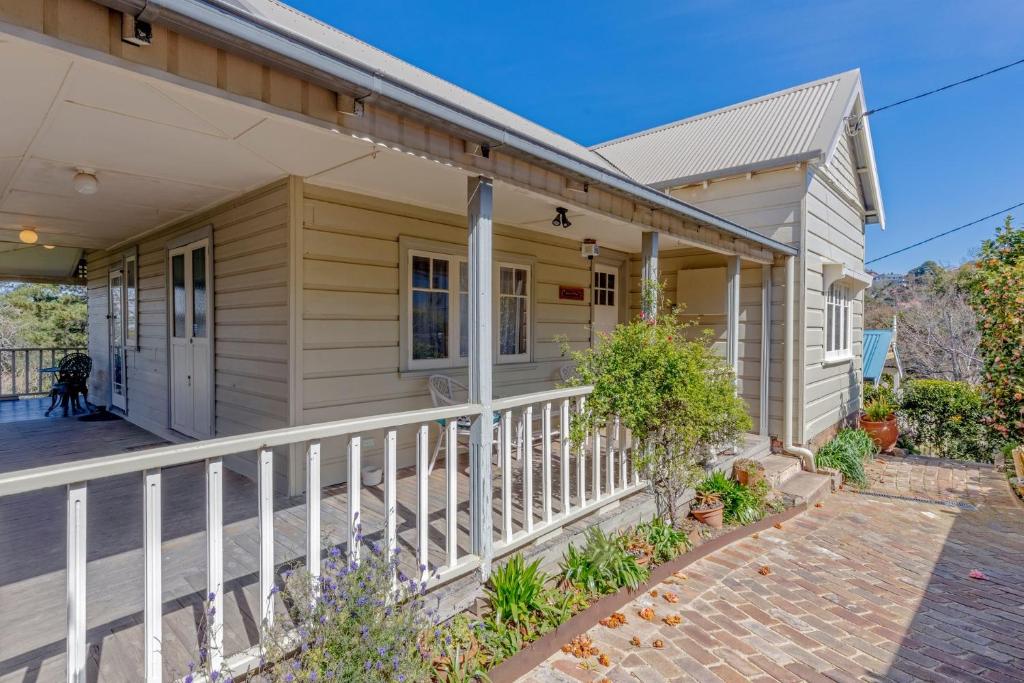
(641, 231, 659, 317)
(468, 176, 494, 578)
(726, 255, 741, 379)
(760, 264, 772, 436)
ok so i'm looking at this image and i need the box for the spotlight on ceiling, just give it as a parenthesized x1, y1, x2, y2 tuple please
(73, 169, 99, 195)
(18, 228, 38, 244)
(551, 207, 571, 229)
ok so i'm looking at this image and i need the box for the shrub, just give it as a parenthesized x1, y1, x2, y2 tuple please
(560, 527, 648, 595)
(964, 215, 1024, 444)
(695, 471, 767, 525)
(814, 429, 875, 486)
(863, 396, 895, 421)
(485, 555, 549, 629)
(564, 281, 752, 525)
(899, 379, 996, 461)
(863, 379, 898, 408)
(629, 518, 691, 564)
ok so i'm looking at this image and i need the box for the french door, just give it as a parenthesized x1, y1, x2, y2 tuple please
(169, 239, 212, 438)
(109, 268, 127, 410)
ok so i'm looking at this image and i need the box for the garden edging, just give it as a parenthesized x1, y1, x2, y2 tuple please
(485, 502, 810, 683)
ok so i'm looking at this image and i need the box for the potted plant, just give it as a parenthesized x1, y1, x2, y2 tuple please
(690, 490, 724, 528)
(859, 397, 899, 453)
(733, 458, 765, 487)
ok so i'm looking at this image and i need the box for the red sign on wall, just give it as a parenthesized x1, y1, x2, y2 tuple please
(559, 285, 585, 301)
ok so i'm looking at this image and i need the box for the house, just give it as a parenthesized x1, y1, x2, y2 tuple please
(0, 0, 884, 679)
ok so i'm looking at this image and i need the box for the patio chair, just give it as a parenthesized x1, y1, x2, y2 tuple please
(427, 375, 503, 473)
(45, 353, 93, 417)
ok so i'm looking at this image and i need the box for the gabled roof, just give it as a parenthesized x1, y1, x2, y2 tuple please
(592, 70, 885, 227)
(863, 329, 894, 383)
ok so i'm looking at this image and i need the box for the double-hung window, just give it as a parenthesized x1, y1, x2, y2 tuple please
(825, 283, 852, 360)
(406, 250, 531, 369)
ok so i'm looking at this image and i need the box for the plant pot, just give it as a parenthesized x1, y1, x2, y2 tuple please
(735, 467, 765, 488)
(859, 414, 899, 453)
(690, 502, 724, 529)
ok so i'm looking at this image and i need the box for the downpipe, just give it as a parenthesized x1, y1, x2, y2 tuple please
(782, 255, 816, 472)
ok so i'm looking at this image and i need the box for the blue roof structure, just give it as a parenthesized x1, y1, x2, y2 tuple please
(863, 330, 894, 383)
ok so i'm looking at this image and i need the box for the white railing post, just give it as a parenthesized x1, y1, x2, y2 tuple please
(384, 430, 398, 575)
(577, 397, 586, 507)
(501, 411, 513, 543)
(642, 231, 659, 318)
(348, 436, 361, 563)
(258, 448, 274, 630)
(143, 469, 162, 682)
(416, 425, 430, 583)
(467, 175, 494, 579)
(606, 419, 614, 495)
(616, 418, 626, 490)
(66, 481, 87, 683)
(305, 442, 321, 580)
(542, 401, 552, 524)
(522, 405, 534, 534)
(445, 419, 458, 568)
(560, 399, 570, 515)
(205, 457, 224, 670)
(592, 426, 601, 502)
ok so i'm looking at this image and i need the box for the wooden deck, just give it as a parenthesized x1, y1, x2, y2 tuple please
(0, 401, 613, 682)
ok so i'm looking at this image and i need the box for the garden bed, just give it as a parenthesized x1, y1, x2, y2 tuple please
(484, 502, 808, 683)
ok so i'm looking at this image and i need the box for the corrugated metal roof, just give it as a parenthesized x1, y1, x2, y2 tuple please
(221, 0, 623, 175)
(593, 70, 862, 187)
(862, 329, 893, 383)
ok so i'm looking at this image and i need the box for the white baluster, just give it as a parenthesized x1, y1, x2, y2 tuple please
(348, 436, 361, 563)
(577, 397, 586, 508)
(66, 481, 87, 683)
(206, 457, 224, 670)
(258, 448, 274, 630)
(384, 430, 398, 575)
(592, 426, 601, 503)
(446, 419, 458, 568)
(417, 425, 429, 583)
(542, 402, 552, 524)
(616, 419, 626, 491)
(502, 410, 513, 543)
(523, 406, 534, 534)
(306, 442, 321, 580)
(560, 399, 571, 515)
(606, 419, 615, 495)
(143, 469, 162, 681)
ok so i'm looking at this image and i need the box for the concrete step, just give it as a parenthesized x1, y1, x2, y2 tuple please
(777, 470, 833, 506)
(761, 454, 803, 488)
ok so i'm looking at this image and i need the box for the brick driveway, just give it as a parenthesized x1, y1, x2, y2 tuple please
(521, 455, 1024, 682)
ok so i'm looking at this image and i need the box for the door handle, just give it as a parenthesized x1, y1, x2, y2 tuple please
(186, 375, 191, 387)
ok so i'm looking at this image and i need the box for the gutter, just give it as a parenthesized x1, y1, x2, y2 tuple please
(98, 0, 797, 258)
(783, 255, 815, 471)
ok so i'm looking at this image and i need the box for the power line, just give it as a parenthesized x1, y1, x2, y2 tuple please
(845, 56, 1024, 130)
(866, 201, 1024, 266)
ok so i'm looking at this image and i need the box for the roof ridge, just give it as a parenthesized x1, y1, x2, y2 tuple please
(592, 69, 860, 151)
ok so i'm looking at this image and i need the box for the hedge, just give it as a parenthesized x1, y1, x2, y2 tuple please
(898, 379, 996, 462)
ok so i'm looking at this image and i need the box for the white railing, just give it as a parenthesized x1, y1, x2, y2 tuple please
(0, 385, 644, 682)
(0, 347, 86, 399)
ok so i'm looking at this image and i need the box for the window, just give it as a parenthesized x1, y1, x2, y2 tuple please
(825, 283, 852, 360)
(124, 252, 138, 349)
(406, 250, 531, 369)
(498, 264, 530, 361)
(593, 270, 615, 307)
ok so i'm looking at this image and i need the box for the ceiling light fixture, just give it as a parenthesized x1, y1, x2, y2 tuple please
(43, 244, 56, 250)
(18, 228, 38, 244)
(551, 207, 571, 229)
(73, 169, 99, 195)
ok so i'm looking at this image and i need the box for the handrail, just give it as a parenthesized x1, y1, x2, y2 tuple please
(0, 402, 479, 496)
(0, 346, 87, 398)
(491, 384, 592, 411)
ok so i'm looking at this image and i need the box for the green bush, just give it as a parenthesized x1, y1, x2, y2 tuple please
(814, 429, 876, 486)
(560, 527, 648, 595)
(695, 471, 768, 525)
(629, 518, 691, 564)
(899, 379, 996, 462)
(485, 555, 549, 628)
(864, 380, 898, 408)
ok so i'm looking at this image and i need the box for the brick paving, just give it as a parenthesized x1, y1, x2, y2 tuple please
(520, 455, 1024, 682)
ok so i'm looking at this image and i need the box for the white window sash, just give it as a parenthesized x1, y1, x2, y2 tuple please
(824, 284, 852, 361)
(496, 262, 531, 364)
(407, 251, 468, 370)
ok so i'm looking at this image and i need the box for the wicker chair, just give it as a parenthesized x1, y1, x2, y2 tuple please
(45, 353, 93, 417)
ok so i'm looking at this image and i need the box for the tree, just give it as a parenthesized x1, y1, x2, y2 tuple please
(0, 283, 88, 348)
(964, 215, 1024, 444)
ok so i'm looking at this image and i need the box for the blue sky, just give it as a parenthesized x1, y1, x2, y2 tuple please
(289, 0, 1023, 273)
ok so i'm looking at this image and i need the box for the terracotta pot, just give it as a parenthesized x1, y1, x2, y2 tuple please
(859, 414, 899, 453)
(691, 502, 724, 529)
(735, 467, 765, 488)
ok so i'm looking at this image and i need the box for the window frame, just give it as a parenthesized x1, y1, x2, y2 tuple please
(824, 282, 853, 361)
(495, 261, 532, 364)
(406, 249, 467, 371)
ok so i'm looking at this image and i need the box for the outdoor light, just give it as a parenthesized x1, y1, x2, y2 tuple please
(73, 169, 99, 195)
(18, 228, 38, 244)
(552, 207, 571, 229)
(43, 244, 56, 250)
(75, 258, 88, 280)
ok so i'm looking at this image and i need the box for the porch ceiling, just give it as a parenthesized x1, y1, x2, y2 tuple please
(0, 30, 698, 278)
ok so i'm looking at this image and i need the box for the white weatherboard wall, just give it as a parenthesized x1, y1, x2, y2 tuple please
(86, 180, 293, 482)
(297, 183, 622, 484)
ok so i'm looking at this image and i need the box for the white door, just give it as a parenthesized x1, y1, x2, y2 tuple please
(109, 268, 127, 410)
(169, 240, 212, 438)
(592, 263, 620, 343)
